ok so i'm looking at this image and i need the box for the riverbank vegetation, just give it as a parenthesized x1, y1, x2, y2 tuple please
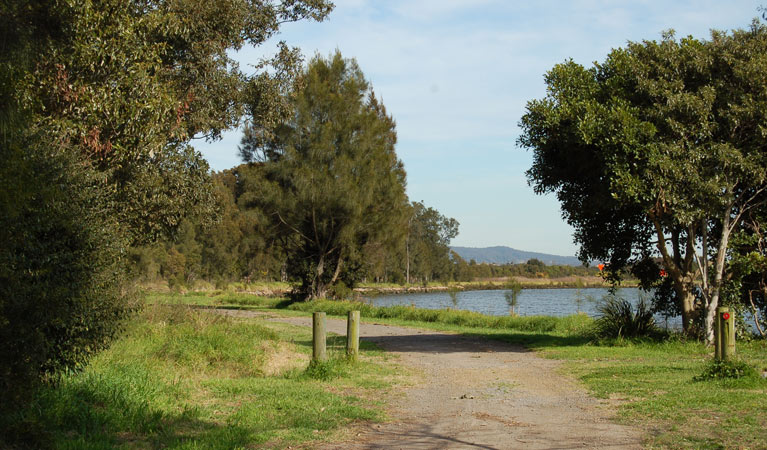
(0, 304, 400, 449)
(4, 291, 765, 448)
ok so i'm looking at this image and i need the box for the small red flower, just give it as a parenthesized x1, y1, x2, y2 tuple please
(659, 269, 667, 277)
(597, 264, 605, 272)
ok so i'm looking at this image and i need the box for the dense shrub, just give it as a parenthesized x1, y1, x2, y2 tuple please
(0, 148, 136, 410)
(592, 294, 658, 339)
(694, 358, 759, 381)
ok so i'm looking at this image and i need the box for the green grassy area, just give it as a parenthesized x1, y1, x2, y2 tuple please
(3, 304, 403, 449)
(18, 291, 763, 448)
(160, 291, 767, 449)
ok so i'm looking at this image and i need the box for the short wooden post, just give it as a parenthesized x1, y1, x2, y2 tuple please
(715, 307, 735, 361)
(715, 310, 722, 360)
(312, 312, 327, 362)
(347, 310, 360, 360)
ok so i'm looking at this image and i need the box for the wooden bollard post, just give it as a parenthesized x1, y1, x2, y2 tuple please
(715, 307, 735, 361)
(715, 309, 722, 360)
(313, 312, 327, 362)
(347, 310, 360, 360)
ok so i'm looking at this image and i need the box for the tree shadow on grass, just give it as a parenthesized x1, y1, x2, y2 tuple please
(4, 378, 269, 449)
(471, 331, 592, 351)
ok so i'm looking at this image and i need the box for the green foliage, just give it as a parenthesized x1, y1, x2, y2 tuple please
(504, 279, 522, 315)
(328, 281, 355, 300)
(0, 146, 136, 408)
(240, 51, 409, 299)
(725, 209, 767, 337)
(592, 294, 659, 339)
(694, 358, 759, 382)
(405, 201, 460, 283)
(304, 358, 350, 381)
(452, 256, 600, 282)
(0, 0, 333, 414)
(519, 22, 767, 339)
(4, 0, 333, 244)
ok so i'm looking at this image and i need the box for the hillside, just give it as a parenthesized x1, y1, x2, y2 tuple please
(451, 246, 583, 266)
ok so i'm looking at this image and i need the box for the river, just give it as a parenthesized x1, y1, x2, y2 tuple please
(366, 288, 686, 330)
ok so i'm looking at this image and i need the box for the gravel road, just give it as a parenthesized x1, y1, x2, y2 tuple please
(217, 310, 643, 449)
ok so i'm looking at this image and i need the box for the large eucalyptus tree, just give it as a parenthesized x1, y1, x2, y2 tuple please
(519, 22, 767, 342)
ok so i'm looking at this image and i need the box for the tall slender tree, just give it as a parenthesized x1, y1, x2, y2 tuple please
(240, 52, 409, 299)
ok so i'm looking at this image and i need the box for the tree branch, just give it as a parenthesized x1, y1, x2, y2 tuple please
(274, 210, 311, 242)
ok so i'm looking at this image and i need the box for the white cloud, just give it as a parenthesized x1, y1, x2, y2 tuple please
(198, 0, 762, 254)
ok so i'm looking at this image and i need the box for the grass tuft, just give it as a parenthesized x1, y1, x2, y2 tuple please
(591, 294, 659, 339)
(304, 358, 351, 381)
(694, 358, 760, 382)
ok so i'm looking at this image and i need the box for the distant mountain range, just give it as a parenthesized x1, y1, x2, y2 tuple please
(450, 246, 583, 267)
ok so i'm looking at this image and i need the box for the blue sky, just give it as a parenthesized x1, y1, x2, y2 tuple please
(195, 0, 763, 257)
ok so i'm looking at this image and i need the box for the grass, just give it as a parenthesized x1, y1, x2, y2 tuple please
(534, 338, 767, 449)
(3, 304, 403, 449)
(286, 298, 593, 334)
(164, 292, 767, 449)
(17, 290, 765, 448)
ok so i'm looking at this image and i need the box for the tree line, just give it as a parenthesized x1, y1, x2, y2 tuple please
(129, 164, 462, 294)
(2, 7, 466, 408)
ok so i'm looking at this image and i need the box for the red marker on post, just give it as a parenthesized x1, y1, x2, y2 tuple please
(722, 312, 730, 321)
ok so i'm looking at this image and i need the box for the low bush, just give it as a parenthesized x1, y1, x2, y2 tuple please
(304, 358, 351, 381)
(694, 358, 759, 381)
(1, 148, 136, 412)
(592, 294, 659, 339)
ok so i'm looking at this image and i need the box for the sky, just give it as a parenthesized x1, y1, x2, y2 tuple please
(195, 0, 763, 257)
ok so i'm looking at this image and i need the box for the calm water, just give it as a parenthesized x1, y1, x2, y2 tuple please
(367, 288, 684, 327)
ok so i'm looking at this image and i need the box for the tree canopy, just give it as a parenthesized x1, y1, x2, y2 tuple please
(519, 22, 767, 341)
(406, 201, 460, 284)
(0, 0, 333, 408)
(6, 0, 333, 242)
(240, 52, 410, 299)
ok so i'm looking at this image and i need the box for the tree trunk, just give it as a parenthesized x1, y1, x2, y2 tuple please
(310, 255, 326, 300)
(675, 282, 698, 335)
(653, 218, 699, 336)
(406, 237, 410, 284)
(330, 256, 343, 286)
(703, 221, 731, 345)
(704, 297, 718, 345)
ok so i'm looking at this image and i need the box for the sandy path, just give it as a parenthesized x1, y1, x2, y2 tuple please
(218, 310, 643, 449)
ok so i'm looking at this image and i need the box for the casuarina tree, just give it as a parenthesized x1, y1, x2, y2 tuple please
(240, 52, 409, 299)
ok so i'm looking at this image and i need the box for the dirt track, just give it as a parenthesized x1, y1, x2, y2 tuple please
(218, 310, 643, 449)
